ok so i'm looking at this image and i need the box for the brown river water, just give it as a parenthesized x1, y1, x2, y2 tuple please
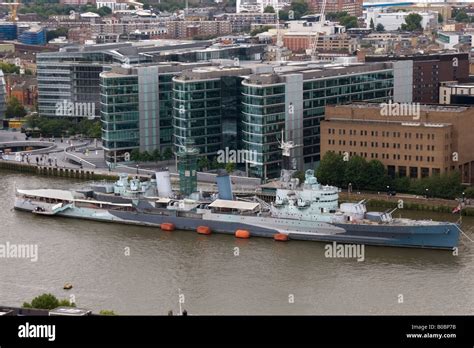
(0, 171, 473, 314)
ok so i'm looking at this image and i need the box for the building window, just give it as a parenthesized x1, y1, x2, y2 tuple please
(421, 167, 429, 178)
(410, 167, 418, 178)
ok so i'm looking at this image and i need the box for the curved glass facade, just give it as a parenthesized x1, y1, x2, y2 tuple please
(100, 74, 139, 163)
(173, 76, 242, 158)
(242, 82, 286, 179)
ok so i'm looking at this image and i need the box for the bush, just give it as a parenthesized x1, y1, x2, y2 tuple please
(23, 293, 75, 310)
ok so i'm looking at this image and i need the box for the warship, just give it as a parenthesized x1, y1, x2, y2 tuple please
(14, 140, 461, 250)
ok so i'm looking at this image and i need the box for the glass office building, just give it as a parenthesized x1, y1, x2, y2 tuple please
(101, 62, 211, 164)
(173, 66, 250, 157)
(241, 62, 397, 179)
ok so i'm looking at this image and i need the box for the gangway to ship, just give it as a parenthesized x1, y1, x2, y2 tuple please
(32, 203, 73, 216)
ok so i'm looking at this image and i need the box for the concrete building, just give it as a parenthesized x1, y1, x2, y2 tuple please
(214, 12, 276, 33)
(36, 40, 214, 119)
(365, 52, 470, 104)
(365, 9, 438, 31)
(310, 0, 363, 17)
(436, 31, 473, 50)
(440, 81, 474, 105)
(321, 104, 474, 184)
(96, 0, 143, 12)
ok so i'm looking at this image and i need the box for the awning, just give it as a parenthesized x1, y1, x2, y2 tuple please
(208, 199, 260, 211)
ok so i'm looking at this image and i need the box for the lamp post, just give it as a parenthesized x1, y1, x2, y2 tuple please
(136, 164, 139, 175)
(425, 188, 429, 199)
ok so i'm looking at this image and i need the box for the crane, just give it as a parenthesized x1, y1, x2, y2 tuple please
(0, 0, 20, 22)
(309, 0, 327, 61)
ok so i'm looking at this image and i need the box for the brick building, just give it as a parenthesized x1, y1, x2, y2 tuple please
(321, 104, 474, 184)
(365, 52, 470, 104)
(166, 21, 232, 39)
(5, 75, 37, 108)
(309, 0, 363, 17)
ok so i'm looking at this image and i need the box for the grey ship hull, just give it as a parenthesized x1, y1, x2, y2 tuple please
(14, 198, 459, 249)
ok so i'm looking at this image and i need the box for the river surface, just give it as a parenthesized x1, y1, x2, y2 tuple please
(0, 171, 473, 315)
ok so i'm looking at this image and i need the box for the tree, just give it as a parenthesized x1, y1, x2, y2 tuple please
(197, 156, 209, 171)
(140, 151, 152, 162)
(438, 13, 443, 24)
(401, 13, 423, 31)
(23, 293, 75, 310)
(163, 147, 173, 161)
(375, 23, 385, 32)
(0, 62, 19, 74)
(151, 148, 162, 162)
(316, 151, 346, 187)
(250, 25, 272, 36)
(225, 162, 236, 174)
(5, 96, 27, 119)
(344, 155, 369, 190)
(263, 5, 275, 13)
(131, 149, 140, 161)
(128, 4, 135, 10)
(46, 27, 68, 42)
(97, 6, 112, 17)
(365, 160, 388, 191)
(454, 10, 469, 23)
(339, 15, 358, 29)
(370, 18, 375, 30)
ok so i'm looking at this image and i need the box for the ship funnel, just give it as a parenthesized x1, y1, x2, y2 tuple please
(155, 169, 172, 198)
(216, 170, 233, 200)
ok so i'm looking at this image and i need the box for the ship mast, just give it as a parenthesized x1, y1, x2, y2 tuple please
(278, 129, 297, 170)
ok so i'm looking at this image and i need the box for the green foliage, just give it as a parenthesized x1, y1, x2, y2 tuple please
(25, 115, 101, 138)
(0, 62, 20, 74)
(278, 0, 310, 20)
(6, 96, 27, 119)
(264, 5, 275, 13)
(131, 149, 140, 161)
(401, 13, 423, 31)
(438, 13, 443, 23)
(316, 151, 346, 187)
(463, 187, 474, 199)
(293, 170, 305, 184)
(225, 162, 236, 174)
(99, 310, 116, 315)
(97, 6, 112, 16)
(370, 18, 375, 29)
(409, 172, 463, 199)
(250, 25, 272, 36)
(325, 11, 358, 29)
(46, 27, 69, 42)
(152, 149, 162, 162)
(317, 152, 463, 199)
(375, 23, 385, 32)
(344, 156, 369, 190)
(163, 148, 174, 161)
(454, 10, 469, 23)
(197, 156, 209, 171)
(140, 151, 152, 162)
(23, 293, 75, 310)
